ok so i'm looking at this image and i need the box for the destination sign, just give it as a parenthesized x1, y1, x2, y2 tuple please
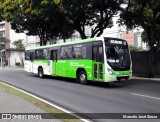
(110, 40, 127, 45)
(104, 38, 127, 46)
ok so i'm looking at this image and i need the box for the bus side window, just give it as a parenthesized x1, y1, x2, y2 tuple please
(61, 46, 73, 59)
(73, 44, 86, 59)
(99, 46, 104, 62)
(30, 52, 34, 60)
(35, 50, 38, 59)
(60, 47, 65, 59)
(93, 46, 104, 62)
(25, 51, 30, 60)
(43, 48, 48, 59)
(86, 46, 92, 59)
(93, 47, 97, 61)
(35, 49, 43, 59)
(50, 51, 54, 60)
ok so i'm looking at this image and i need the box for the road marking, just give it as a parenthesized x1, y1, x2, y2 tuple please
(0, 81, 91, 122)
(17, 74, 26, 76)
(131, 93, 160, 100)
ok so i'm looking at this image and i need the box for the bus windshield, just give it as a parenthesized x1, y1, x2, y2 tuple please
(105, 38, 131, 71)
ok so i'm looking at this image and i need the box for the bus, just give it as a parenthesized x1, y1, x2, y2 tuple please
(24, 37, 132, 85)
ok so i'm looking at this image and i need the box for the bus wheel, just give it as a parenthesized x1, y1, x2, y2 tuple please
(38, 68, 44, 78)
(78, 70, 87, 85)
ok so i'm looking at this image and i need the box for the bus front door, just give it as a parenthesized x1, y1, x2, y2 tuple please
(93, 46, 104, 81)
(51, 50, 57, 75)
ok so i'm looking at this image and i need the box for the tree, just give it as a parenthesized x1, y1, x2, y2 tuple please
(1, 0, 125, 45)
(12, 39, 25, 66)
(120, 0, 160, 77)
(57, 0, 125, 39)
(129, 45, 141, 52)
(91, 0, 125, 38)
(0, 33, 10, 66)
(1, 0, 74, 46)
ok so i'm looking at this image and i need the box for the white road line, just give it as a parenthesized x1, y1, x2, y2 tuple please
(17, 74, 26, 76)
(131, 93, 160, 100)
(0, 81, 91, 122)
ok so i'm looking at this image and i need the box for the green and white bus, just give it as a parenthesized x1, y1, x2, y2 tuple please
(24, 37, 132, 84)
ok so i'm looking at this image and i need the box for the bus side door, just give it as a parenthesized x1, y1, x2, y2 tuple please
(93, 46, 104, 81)
(51, 50, 58, 75)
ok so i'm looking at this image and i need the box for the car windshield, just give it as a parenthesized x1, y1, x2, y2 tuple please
(105, 38, 131, 71)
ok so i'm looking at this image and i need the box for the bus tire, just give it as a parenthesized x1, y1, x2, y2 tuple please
(78, 70, 87, 85)
(38, 68, 44, 78)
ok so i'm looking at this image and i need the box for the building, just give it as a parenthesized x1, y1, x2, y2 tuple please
(0, 21, 38, 67)
(0, 22, 10, 67)
(134, 32, 147, 50)
(120, 32, 134, 46)
(120, 31, 148, 50)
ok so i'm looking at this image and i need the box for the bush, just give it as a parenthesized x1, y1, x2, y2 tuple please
(15, 62, 21, 66)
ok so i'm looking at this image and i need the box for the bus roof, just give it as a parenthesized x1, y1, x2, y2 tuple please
(26, 37, 97, 50)
(25, 37, 127, 51)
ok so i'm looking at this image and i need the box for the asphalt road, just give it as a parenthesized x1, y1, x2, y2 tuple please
(0, 68, 160, 122)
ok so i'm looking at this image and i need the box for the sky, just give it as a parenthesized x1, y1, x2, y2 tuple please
(102, 16, 125, 38)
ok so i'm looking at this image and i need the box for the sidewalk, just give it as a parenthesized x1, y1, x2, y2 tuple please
(132, 77, 160, 81)
(0, 88, 45, 113)
(0, 66, 24, 70)
(0, 87, 59, 121)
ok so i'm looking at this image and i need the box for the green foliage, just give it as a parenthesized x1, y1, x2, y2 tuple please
(60, 0, 125, 39)
(120, 0, 160, 77)
(120, 0, 160, 51)
(12, 39, 25, 66)
(0, 0, 125, 45)
(1, 0, 74, 46)
(12, 39, 25, 51)
(129, 45, 142, 52)
(0, 34, 9, 51)
(15, 62, 20, 66)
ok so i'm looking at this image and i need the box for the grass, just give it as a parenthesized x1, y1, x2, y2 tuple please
(0, 82, 82, 122)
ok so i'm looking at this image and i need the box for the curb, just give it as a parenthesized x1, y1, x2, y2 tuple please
(0, 67, 24, 70)
(0, 81, 91, 122)
(133, 77, 160, 81)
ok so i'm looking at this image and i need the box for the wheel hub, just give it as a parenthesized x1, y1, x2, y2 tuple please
(80, 74, 86, 81)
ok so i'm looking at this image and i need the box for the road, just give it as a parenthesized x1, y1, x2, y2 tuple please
(0, 68, 160, 122)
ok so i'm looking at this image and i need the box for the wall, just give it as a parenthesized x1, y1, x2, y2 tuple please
(9, 51, 24, 66)
(131, 51, 160, 78)
(9, 24, 38, 66)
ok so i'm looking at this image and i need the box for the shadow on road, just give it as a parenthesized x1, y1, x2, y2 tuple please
(28, 73, 131, 89)
(28, 73, 160, 90)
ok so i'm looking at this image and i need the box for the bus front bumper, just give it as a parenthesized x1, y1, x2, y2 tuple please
(104, 73, 132, 82)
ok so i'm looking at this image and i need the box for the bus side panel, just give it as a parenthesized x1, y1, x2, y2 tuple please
(56, 60, 66, 77)
(33, 60, 51, 75)
(56, 60, 94, 80)
(24, 60, 32, 72)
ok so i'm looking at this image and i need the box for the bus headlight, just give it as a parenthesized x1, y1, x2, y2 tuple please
(108, 69, 113, 75)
